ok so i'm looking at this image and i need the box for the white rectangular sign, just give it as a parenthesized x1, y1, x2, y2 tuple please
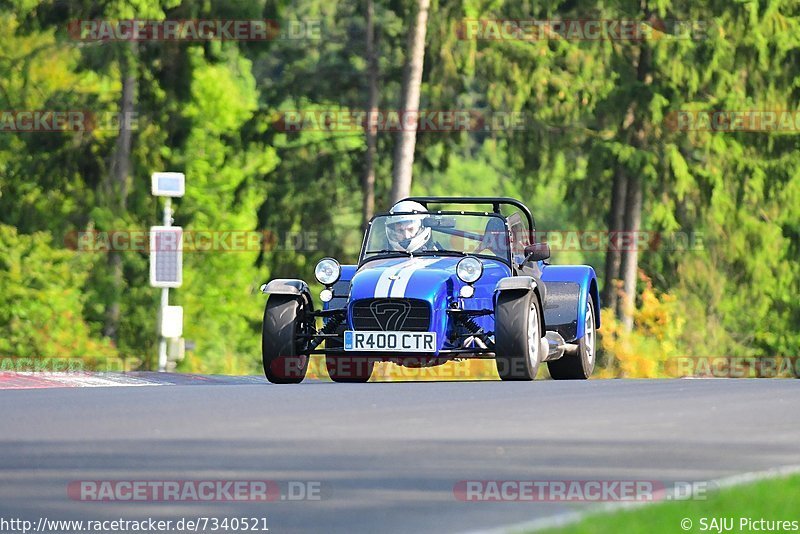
(160, 306, 184, 338)
(151, 172, 185, 197)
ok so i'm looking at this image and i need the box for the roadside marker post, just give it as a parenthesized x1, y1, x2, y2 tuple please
(150, 172, 185, 372)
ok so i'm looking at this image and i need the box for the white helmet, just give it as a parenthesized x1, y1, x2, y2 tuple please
(385, 200, 431, 253)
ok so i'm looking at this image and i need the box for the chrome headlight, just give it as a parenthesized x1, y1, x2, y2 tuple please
(314, 258, 341, 286)
(456, 257, 483, 284)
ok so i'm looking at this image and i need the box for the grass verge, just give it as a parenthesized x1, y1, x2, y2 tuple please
(537, 474, 800, 534)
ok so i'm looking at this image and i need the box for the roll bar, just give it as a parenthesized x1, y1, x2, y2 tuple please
(401, 196, 535, 230)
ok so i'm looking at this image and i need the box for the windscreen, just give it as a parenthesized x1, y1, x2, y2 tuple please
(362, 213, 510, 261)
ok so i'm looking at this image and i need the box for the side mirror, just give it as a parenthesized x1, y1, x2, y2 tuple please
(524, 243, 550, 263)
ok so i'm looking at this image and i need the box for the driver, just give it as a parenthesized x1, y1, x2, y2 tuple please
(385, 200, 438, 253)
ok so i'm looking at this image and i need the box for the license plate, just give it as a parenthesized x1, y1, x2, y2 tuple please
(343, 331, 436, 352)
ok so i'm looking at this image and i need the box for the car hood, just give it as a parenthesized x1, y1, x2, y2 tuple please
(347, 255, 509, 352)
(349, 255, 508, 302)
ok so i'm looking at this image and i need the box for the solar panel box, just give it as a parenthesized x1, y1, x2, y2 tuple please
(149, 226, 183, 288)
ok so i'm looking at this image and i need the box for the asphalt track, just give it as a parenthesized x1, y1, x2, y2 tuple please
(1, 376, 799, 533)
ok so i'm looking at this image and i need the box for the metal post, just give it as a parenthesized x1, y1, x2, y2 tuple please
(157, 198, 173, 372)
(158, 288, 169, 371)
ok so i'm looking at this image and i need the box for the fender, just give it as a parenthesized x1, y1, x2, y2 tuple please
(494, 275, 546, 303)
(261, 278, 310, 296)
(540, 265, 600, 342)
(493, 275, 546, 334)
(495, 275, 536, 292)
(260, 278, 314, 313)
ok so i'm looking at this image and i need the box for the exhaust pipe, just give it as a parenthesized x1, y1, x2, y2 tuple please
(543, 332, 578, 361)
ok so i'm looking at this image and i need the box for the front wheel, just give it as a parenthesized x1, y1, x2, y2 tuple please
(262, 295, 311, 384)
(326, 355, 374, 383)
(548, 295, 596, 380)
(495, 290, 543, 381)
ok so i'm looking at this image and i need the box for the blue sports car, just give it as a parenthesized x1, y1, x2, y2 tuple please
(260, 197, 600, 383)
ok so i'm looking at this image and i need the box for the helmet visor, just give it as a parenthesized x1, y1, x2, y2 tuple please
(386, 219, 422, 243)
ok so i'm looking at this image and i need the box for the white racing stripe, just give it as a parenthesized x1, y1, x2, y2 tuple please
(373, 258, 445, 298)
(374, 259, 416, 298)
(388, 258, 440, 298)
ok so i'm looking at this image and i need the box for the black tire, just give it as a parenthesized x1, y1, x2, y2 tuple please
(262, 295, 311, 384)
(326, 355, 374, 383)
(495, 290, 543, 381)
(548, 295, 596, 380)
(320, 320, 373, 382)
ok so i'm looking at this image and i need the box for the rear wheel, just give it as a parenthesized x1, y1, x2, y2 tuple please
(262, 296, 311, 384)
(548, 295, 596, 380)
(495, 291, 543, 381)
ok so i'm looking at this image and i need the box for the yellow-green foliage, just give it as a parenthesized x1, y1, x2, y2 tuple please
(0, 225, 119, 365)
(596, 274, 685, 378)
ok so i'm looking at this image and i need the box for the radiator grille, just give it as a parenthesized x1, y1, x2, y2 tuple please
(351, 298, 431, 331)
